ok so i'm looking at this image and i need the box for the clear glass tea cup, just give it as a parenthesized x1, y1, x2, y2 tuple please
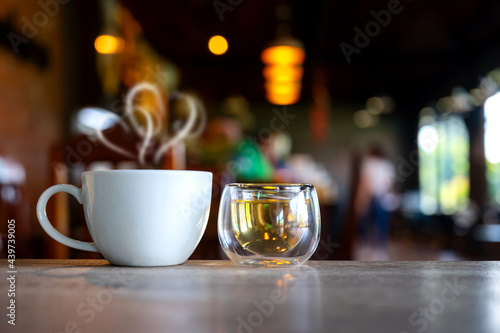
(218, 183, 321, 267)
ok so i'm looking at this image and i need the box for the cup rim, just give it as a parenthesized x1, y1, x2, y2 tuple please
(82, 169, 212, 176)
(226, 183, 313, 191)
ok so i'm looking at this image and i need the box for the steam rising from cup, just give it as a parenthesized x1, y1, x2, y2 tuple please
(86, 82, 205, 167)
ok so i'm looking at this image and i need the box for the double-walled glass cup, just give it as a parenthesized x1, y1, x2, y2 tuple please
(218, 183, 320, 267)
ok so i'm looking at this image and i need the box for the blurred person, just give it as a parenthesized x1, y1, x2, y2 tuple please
(229, 131, 296, 183)
(231, 136, 275, 183)
(354, 144, 395, 260)
(261, 132, 294, 182)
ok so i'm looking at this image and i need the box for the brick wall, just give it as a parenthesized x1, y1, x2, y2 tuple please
(0, 0, 66, 256)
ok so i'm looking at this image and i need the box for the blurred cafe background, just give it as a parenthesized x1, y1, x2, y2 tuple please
(1, 0, 500, 261)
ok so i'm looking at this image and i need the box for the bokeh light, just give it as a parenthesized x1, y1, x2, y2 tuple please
(208, 35, 228, 55)
(418, 125, 439, 153)
(484, 92, 500, 164)
(261, 46, 305, 65)
(94, 35, 124, 54)
(353, 110, 378, 128)
(261, 44, 305, 105)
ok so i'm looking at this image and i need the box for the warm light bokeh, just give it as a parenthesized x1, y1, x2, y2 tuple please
(263, 66, 303, 82)
(94, 35, 125, 54)
(261, 46, 305, 65)
(208, 35, 228, 55)
(265, 82, 300, 95)
(261, 45, 305, 105)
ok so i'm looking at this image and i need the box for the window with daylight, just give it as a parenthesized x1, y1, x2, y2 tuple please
(418, 110, 470, 215)
(484, 92, 500, 205)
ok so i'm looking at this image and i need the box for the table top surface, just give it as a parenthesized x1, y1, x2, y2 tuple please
(2, 260, 500, 333)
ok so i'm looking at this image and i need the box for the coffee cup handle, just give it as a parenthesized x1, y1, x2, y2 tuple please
(36, 184, 99, 252)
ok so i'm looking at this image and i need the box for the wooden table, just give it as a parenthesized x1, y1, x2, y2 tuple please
(2, 260, 500, 333)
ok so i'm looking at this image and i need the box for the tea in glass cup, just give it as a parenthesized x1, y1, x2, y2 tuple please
(218, 183, 320, 266)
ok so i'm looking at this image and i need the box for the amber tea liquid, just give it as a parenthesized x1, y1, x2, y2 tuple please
(231, 198, 309, 255)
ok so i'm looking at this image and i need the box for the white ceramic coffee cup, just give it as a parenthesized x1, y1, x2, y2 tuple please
(36, 170, 212, 266)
